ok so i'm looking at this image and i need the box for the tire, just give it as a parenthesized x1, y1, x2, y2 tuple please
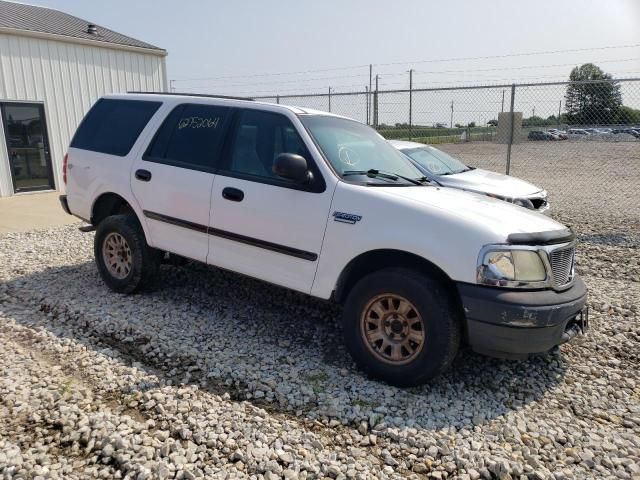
(94, 214, 160, 293)
(342, 268, 461, 387)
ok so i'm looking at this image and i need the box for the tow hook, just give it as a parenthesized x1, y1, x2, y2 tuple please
(560, 307, 589, 343)
(561, 323, 581, 343)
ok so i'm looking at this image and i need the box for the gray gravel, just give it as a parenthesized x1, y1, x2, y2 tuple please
(439, 140, 640, 229)
(0, 213, 639, 479)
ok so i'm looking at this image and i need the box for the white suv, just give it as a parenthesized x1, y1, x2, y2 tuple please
(60, 93, 588, 386)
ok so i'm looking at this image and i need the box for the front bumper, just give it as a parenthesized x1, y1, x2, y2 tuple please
(457, 276, 587, 359)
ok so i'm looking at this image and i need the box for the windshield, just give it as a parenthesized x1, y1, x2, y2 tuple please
(299, 115, 424, 183)
(402, 146, 470, 175)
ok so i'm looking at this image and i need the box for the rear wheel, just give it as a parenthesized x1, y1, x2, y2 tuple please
(94, 214, 160, 293)
(343, 268, 461, 387)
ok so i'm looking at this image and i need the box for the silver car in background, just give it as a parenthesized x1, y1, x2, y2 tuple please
(390, 140, 549, 212)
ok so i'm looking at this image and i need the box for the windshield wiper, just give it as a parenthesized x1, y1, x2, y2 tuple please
(343, 169, 427, 186)
(344, 169, 398, 181)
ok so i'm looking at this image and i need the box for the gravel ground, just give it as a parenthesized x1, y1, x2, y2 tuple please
(439, 139, 640, 228)
(1, 184, 639, 479)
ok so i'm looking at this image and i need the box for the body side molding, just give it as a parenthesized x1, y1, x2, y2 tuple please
(142, 210, 318, 261)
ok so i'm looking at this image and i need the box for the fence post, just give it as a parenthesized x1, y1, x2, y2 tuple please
(276, 95, 280, 105)
(374, 75, 379, 128)
(365, 86, 369, 124)
(374, 90, 378, 128)
(450, 100, 454, 128)
(557, 100, 561, 128)
(369, 64, 373, 125)
(328, 87, 332, 112)
(409, 69, 413, 140)
(505, 83, 516, 176)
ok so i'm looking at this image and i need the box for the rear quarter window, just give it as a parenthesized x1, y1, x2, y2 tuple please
(71, 99, 161, 156)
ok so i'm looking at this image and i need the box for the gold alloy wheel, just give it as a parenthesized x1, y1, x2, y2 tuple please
(102, 232, 132, 280)
(360, 293, 425, 365)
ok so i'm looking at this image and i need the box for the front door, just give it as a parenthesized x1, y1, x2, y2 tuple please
(208, 108, 334, 294)
(1, 102, 54, 193)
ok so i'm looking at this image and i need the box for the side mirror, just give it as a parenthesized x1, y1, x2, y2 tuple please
(273, 153, 311, 184)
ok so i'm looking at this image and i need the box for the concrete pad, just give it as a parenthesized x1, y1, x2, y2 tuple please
(0, 192, 80, 234)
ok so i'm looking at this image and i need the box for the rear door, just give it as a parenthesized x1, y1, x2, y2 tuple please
(207, 108, 334, 293)
(131, 103, 232, 262)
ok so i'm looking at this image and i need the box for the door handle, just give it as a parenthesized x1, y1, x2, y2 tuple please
(135, 169, 152, 182)
(222, 187, 244, 202)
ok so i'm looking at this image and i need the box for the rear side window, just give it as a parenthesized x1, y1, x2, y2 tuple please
(144, 104, 230, 170)
(71, 99, 161, 156)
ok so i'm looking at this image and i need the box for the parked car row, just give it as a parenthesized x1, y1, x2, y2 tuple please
(569, 127, 640, 138)
(547, 129, 568, 139)
(611, 127, 640, 138)
(528, 130, 566, 141)
(528, 127, 640, 140)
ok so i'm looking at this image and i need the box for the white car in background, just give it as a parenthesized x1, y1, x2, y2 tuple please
(390, 140, 549, 212)
(567, 128, 591, 136)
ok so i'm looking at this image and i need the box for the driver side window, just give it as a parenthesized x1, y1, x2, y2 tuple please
(226, 109, 309, 180)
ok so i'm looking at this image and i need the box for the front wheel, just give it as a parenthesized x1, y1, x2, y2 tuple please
(94, 214, 160, 293)
(342, 268, 461, 387)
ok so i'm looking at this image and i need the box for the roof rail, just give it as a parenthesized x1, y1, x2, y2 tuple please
(127, 91, 254, 101)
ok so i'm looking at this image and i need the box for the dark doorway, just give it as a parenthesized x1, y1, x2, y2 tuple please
(1, 102, 55, 193)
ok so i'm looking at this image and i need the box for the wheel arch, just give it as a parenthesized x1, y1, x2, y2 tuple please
(90, 191, 157, 248)
(90, 192, 138, 226)
(332, 249, 459, 305)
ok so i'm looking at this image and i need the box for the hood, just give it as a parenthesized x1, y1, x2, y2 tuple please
(436, 168, 542, 198)
(376, 185, 564, 240)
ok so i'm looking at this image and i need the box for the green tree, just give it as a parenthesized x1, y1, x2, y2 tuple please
(565, 64, 622, 125)
(522, 115, 550, 127)
(614, 106, 640, 124)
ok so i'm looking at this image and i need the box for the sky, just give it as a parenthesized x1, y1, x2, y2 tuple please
(17, 0, 640, 124)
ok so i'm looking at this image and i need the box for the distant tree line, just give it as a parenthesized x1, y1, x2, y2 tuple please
(376, 64, 638, 132)
(496, 63, 639, 127)
(564, 63, 639, 125)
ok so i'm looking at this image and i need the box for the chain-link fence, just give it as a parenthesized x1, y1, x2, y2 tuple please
(256, 78, 640, 228)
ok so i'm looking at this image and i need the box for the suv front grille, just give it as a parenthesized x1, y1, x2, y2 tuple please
(549, 245, 575, 287)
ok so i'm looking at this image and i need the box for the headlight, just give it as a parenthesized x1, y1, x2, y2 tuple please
(512, 198, 535, 210)
(477, 247, 548, 288)
(486, 193, 535, 210)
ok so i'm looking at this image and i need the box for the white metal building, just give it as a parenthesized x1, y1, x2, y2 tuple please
(0, 0, 167, 197)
